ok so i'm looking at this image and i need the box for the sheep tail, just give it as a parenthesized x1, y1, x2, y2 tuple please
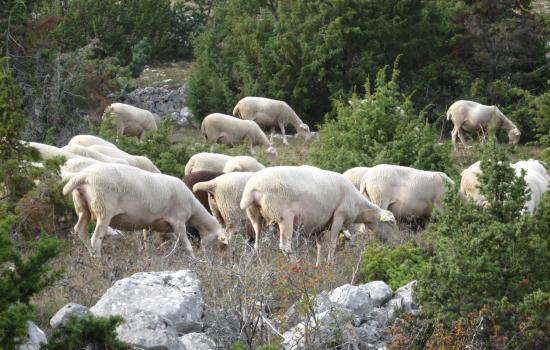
(192, 180, 217, 194)
(62, 172, 88, 196)
(233, 104, 241, 118)
(200, 121, 207, 142)
(439, 172, 454, 185)
(446, 109, 452, 121)
(240, 189, 258, 210)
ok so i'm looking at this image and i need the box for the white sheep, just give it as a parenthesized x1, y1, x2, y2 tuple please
(240, 165, 396, 265)
(62, 163, 228, 258)
(360, 164, 454, 220)
(461, 159, 549, 213)
(342, 166, 371, 190)
(193, 172, 255, 244)
(201, 113, 277, 157)
(184, 152, 233, 176)
(88, 145, 160, 173)
(103, 103, 158, 141)
(233, 96, 311, 145)
(222, 156, 265, 173)
(61, 144, 128, 164)
(25, 141, 78, 161)
(59, 157, 101, 181)
(67, 134, 118, 149)
(447, 100, 521, 149)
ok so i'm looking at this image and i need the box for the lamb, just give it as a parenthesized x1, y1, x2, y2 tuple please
(88, 145, 160, 173)
(25, 141, 78, 161)
(103, 103, 158, 141)
(184, 152, 233, 175)
(67, 134, 118, 149)
(193, 172, 255, 244)
(460, 159, 549, 213)
(200, 113, 277, 157)
(360, 164, 454, 220)
(62, 163, 228, 258)
(61, 144, 128, 164)
(232, 96, 311, 145)
(222, 155, 265, 173)
(239, 165, 396, 265)
(342, 166, 371, 190)
(447, 100, 521, 149)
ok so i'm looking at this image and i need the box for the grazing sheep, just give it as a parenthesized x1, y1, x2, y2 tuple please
(182, 171, 225, 214)
(447, 100, 521, 149)
(232, 96, 311, 145)
(88, 145, 160, 173)
(342, 167, 371, 190)
(240, 165, 396, 265)
(222, 156, 265, 173)
(67, 134, 118, 149)
(103, 103, 158, 141)
(461, 159, 549, 213)
(62, 163, 228, 258)
(61, 145, 128, 164)
(25, 141, 78, 161)
(360, 164, 454, 220)
(184, 152, 233, 175)
(193, 172, 255, 243)
(200, 113, 277, 157)
(60, 157, 101, 181)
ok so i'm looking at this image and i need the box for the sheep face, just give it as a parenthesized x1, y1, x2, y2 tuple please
(201, 230, 229, 258)
(298, 123, 312, 139)
(266, 146, 278, 160)
(508, 128, 521, 145)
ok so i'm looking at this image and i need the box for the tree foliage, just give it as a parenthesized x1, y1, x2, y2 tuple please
(311, 61, 453, 174)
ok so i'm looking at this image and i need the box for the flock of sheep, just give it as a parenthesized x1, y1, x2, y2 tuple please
(23, 96, 549, 266)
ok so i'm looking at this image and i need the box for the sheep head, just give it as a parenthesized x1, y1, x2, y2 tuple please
(298, 123, 312, 139)
(265, 145, 278, 160)
(508, 128, 521, 145)
(201, 229, 229, 258)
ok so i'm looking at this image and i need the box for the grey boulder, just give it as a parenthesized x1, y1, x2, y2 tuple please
(179, 332, 216, 350)
(50, 302, 91, 328)
(18, 321, 47, 350)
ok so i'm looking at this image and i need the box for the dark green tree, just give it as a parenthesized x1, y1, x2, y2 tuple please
(128, 38, 152, 78)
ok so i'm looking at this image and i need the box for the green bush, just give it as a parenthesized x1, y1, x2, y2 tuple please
(360, 241, 428, 290)
(45, 315, 130, 350)
(413, 136, 550, 348)
(128, 38, 152, 78)
(311, 60, 453, 174)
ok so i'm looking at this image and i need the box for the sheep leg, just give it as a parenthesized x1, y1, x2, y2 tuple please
(90, 215, 113, 258)
(315, 236, 322, 268)
(279, 122, 289, 145)
(278, 215, 295, 261)
(177, 222, 195, 258)
(270, 127, 276, 143)
(246, 206, 264, 251)
(74, 210, 93, 255)
(327, 214, 345, 265)
(451, 127, 459, 150)
(458, 128, 470, 148)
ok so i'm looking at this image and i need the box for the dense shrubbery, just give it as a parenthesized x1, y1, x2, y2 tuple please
(362, 136, 550, 348)
(311, 61, 453, 174)
(45, 315, 130, 350)
(187, 0, 549, 130)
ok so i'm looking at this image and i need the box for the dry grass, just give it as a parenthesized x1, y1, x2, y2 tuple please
(128, 61, 193, 89)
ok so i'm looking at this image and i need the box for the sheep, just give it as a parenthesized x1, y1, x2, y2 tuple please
(25, 141, 78, 161)
(193, 172, 255, 244)
(233, 96, 311, 145)
(184, 152, 233, 175)
(447, 100, 521, 149)
(239, 165, 396, 266)
(61, 144, 128, 165)
(67, 134, 118, 149)
(60, 157, 101, 181)
(360, 164, 454, 220)
(62, 163, 228, 258)
(88, 145, 160, 173)
(342, 166, 371, 190)
(222, 156, 265, 173)
(460, 159, 549, 213)
(182, 171, 225, 215)
(103, 103, 158, 141)
(201, 113, 277, 157)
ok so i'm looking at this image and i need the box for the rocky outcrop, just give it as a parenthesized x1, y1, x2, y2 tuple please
(282, 280, 419, 350)
(89, 270, 211, 350)
(50, 302, 92, 328)
(179, 332, 217, 350)
(115, 85, 193, 127)
(18, 321, 47, 350)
